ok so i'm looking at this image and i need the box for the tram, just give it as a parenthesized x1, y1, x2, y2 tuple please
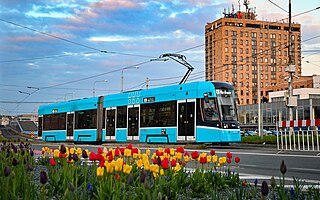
(37, 81, 240, 143)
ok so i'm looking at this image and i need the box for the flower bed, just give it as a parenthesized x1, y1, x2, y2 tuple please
(0, 141, 319, 199)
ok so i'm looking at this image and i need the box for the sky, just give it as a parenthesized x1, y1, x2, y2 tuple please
(0, 0, 319, 116)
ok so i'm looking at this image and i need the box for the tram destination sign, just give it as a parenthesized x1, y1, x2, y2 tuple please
(143, 97, 155, 103)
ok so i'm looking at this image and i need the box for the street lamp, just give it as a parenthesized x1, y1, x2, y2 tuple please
(93, 80, 108, 97)
(121, 67, 139, 92)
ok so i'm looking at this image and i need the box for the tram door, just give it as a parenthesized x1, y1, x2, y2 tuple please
(38, 117, 43, 139)
(128, 107, 139, 140)
(106, 109, 116, 140)
(178, 101, 195, 141)
(66, 113, 74, 140)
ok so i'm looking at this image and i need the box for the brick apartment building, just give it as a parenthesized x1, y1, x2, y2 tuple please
(205, 9, 303, 105)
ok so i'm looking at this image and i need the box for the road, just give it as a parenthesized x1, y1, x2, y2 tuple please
(30, 142, 320, 186)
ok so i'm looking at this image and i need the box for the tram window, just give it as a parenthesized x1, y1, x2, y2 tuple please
(141, 101, 176, 127)
(116, 106, 127, 128)
(141, 104, 157, 127)
(158, 101, 176, 126)
(43, 113, 66, 130)
(75, 109, 97, 129)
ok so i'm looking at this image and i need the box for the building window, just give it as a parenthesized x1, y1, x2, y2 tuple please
(284, 34, 287, 39)
(225, 72, 228, 78)
(260, 41, 263, 46)
(225, 39, 228, 44)
(246, 40, 249, 46)
(260, 33, 263, 38)
(265, 58, 268, 63)
(240, 31, 243, 37)
(252, 40, 257, 46)
(246, 48, 249, 54)
(265, 41, 268, 47)
(232, 39, 237, 45)
(240, 40, 243, 45)
(251, 32, 257, 38)
(225, 30, 228, 36)
(265, 33, 268, 38)
(245, 31, 249, 37)
(260, 49, 263, 55)
(225, 47, 228, 52)
(232, 56, 237, 62)
(232, 47, 237, 53)
(225, 55, 229, 61)
(232, 31, 237, 36)
(240, 48, 243, 54)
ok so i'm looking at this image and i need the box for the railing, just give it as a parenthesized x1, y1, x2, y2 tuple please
(277, 119, 320, 155)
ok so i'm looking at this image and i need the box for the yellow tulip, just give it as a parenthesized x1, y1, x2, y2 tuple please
(124, 149, 131, 157)
(114, 158, 123, 172)
(144, 160, 150, 171)
(146, 149, 151, 156)
(184, 156, 190, 163)
(123, 164, 132, 174)
(158, 148, 163, 153)
(133, 153, 138, 159)
(170, 148, 175, 156)
(175, 152, 182, 160)
(160, 169, 165, 176)
(53, 150, 60, 158)
(207, 155, 212, 163)
(105, 161, 114, 173)
(142, 154, 148, 163)
(212, 155, 218, 163)
(173, 163, 181, 172)
(76, 148, 82, 155)
(69, 147, 75, 154)
(150, 164, 159, 174)
(151, 153, 156, 160)
(96, 167, 104, 177)
(136, 159, 143, 168)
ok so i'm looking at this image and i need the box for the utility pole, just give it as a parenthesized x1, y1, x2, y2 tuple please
(258, 64, 262, 137)
(286, 0, 297, 133)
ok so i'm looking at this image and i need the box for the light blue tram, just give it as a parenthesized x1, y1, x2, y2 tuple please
(38, 81, 240, 143)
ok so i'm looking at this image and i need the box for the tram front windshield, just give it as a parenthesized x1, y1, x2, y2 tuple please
(216, 88, 237, 121)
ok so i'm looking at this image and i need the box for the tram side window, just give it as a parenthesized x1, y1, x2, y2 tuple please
(116, 106, 127, 128)
(158, 101, 176, 126)
(43, 113, 66, 130)
(75, 109, 97, 129)
(141, 101, 176, 127)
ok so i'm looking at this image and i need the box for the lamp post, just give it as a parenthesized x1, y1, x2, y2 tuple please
(93, 80, 108, 97)
(121, 67, 139, 92)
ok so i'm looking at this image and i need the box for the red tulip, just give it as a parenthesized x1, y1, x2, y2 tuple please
(127, 144, 133, 149)
(171, 159, 177, 167)
(97, 147, 103, 154)
(226, 152, 232, 159)
(89, 152, 97, 161)
(235, 157, 240, 163)
(210, 150, 216, 155)
(49, 158, 56, 166)
(156, 150, 163, 157)
(164, 148, 170, 154)
(227, 158, 232, 163)
(115, 148, 120, 156)
(120, 148, 125, 155)
(99, 160, 105, 168)
(200, 156, 207, 164)
(161, 158, 169, 169)
(191, 151, 199, 160)
(108, 154, 114, 161)
(132, 148, 139, 155)
(184, 152, 189, 157)
(152, 159, 157, 164)
(176, 146, 184, 153)
(59, 152, 66, 158)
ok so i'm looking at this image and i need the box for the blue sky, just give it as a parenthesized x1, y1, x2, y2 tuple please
(0, 0, 319, 116)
